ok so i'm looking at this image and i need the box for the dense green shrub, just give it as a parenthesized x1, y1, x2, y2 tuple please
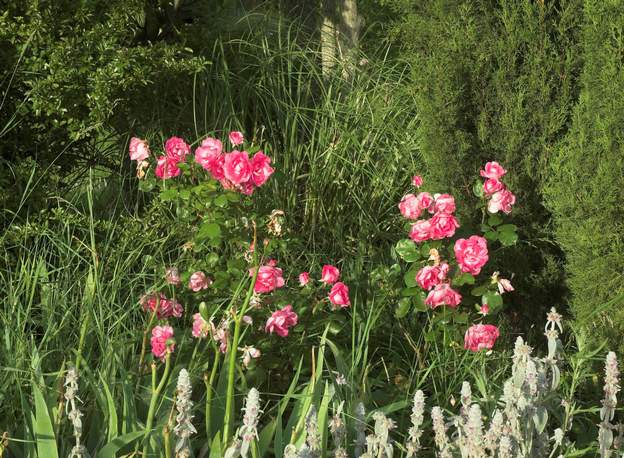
(545, 0, 624, 351)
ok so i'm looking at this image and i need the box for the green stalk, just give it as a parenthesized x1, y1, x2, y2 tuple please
(142, 353, 172, 457)
(204, 347, 221, 442)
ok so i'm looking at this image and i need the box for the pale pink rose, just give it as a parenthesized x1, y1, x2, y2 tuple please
(497, 278, 514, 294)
(487, 189, 516, 214)
(425, 283, 462, 309)
(242, 315, 253, 325)
(129, 137, 150, 161)
(438, 262, 450, 279)
(165, 136, 190, 163)
(155, 156, 181, 179)
(299, 272, 310, 286)
(252, 265, 285, 293)
(464, 324, 500, 352)
(141, 293, 183, 319)
(483, 178, 504, 195)
(223, 151, 252, 185)
(214, 321, 229, 353)
(479, 304, 490, 315)
(265, 305, 298, 337)
(151, 325, 175, 361)
(320, 265, 340, 284)
(412, 175, 423, 188)
(429, 212, 460, 240)
(399, 194, 422, 220)
(189, 271, 211, 292)
(415, 192, 434, 212)
(480, 161, 507, 180)
(328, 282, 351, 308)
(251, 151, 274, 187)
(192, 313, 211, 338)
(240, 345, 261, 367)
(416, 265, 443, 290)
(229, 131, 245, 146)
(409, 219, 431, 243)
(454, 236, 489, 275)
(165, 267, 181, 286)
(433, 193, 456, 214)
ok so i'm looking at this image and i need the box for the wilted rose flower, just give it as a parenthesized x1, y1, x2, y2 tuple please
(412, 175, 423, 188)
(483, 178, 504, 195)
(129, 137, 150, 161)
(425, 283, 462, 309)
(251, 151, 274, 187)
(136, 160, 149, 179)
(229, 131, 244, 146)
(267, 209, 284, 236)
(487, 189, 516, 214)
(192, 313, 211, 338)
(320, 265, 340, 284)
(464, 324, 500, 352)
(165, 136, 190, 163)
(265, 305, 298, 337)
(433, 194, 456, 214)
(165, 267, 181, 286)
(151, 325, 175, 360)
(239, 345, 261, 368)
(429, 212, 460, 240)
(328, 282, 351, 308)
(497, 278, 514, 294)
(480, 161, 507, 180)
(409, 220, 431, 243)
(299, 272, 310, 286)
(454, 236, 489, 275)
(189, 271, 211, 292)
(141, 293, 183, 319)
(399, 194, 422, 220)
(155, 156, 181, 179)
(251, 265, 285, 293)
(223, 151, 252, 184)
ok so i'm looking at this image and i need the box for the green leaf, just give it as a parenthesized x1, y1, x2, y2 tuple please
(100, 375, 118, 442)
(395, 239, 421, 262)
(395, 298, 411, 318)
(471, 284, 490, 296)
(497, 230, 518, 246)
(98, 430, 145, 458)
(403, 269, 418, 287)
(473, 179, 485, 198)
(453, 272, 475, 286)
(498, 224, 517, 232)
(159, 188, 178, 201)
(482, 292, 503, 308)
(198, 222, 222, 240)
(484, 231, 498, 241)
(32, 382, 59, 458)
(487, 214, 503, 227)
(453, 312, 468, 324)
(401, 287, 420, 297)
(413, 291, 427, 312)
(215, 195, 229, 207)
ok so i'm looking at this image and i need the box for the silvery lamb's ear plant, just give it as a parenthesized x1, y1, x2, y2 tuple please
(65, 366, 88, 458)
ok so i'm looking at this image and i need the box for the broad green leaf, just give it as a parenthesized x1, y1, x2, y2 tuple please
(395, 239, 421, 262)
(471, 284, 489, 296)
(487, 214, 503, 227)
(484, 231, 498, 241)
(159, 188, 178, 201)
(472, 179, 485, 197)
(403, 269, 418, 287)
(401, 287, 420, 297)
(453, 272, 475, 286)
(98, 430, 145, 458)
(498, 224, 517, 232)
(395, 298, 411, 318)
(198, 222, 222, 240)
(498, 230, 518, 246)
(32, 382, 59, 458)
(413, 291, 427, 312)
(482, 292, 503, 308)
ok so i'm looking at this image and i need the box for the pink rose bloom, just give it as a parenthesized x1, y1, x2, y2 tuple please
(151, 325, 175, 361)
(488, 189, 516, 214)
(251, 151, 274, 187)
(483, 178, 504, 195)
(454, 236, 489, 275)
(129, 137, 150, 161)
(479, 304, 490, 315)
(416, 265, 446, 290)
(433, 193, 456, 214)
(252, 265, 285, 293)
(425, 283, 462, 309)
(412, 175, 423, 188)
(480, 161, 507, 180)
(189, 271, 211, 292)
(223, 151, 252, 185)
(141, 293, 183, 319)
(399, 194, 422, 220)
(165, 136, 190, 163)
(195, 138, 225, 178)
(409, 219, 431, 243)
(429, 212, 460, 240)
(229, 131, 244, 146)
(192, 313, 211, 338)
(464, 324, 500, 352)
(265, 305, 298, 337)
(328, 282, 351, 308)
(267, 258, 278, 267)
(415, 192, 434, 212)
(165, 267, 181, 286)
(299, 272, 310, 286)
(155, 156, 181, 179)
(320, 265, 340, 284)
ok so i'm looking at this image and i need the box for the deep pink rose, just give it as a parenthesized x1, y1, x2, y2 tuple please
(399, 194, 422, 220)
(189, 271, 211, 292)
(321, 265, 340, 284)
(328, 282, 351, 308)
(479, 304, 490, 315)
(488, 189, 516, 214)
(433, 194, 456, 214)
(299, 272, 310, 286)
(129, 137, 150, 161)
(425, 283, 462, 309)
(454, 236, 489, 275)
(229, 131, 244, 146)
(151, 325, 175, 361)
(415, 192, 434, 212)
(251, 151, 274, 186)
(192, 313, 210, 338)
(165, 267, 181, 286)
(409, 220, 431, 242)
(165, 136, 190, 163)
(416, 265, 443, 290)
(464, 324, 500, 352)
(265, 305, 298, 337)
(429, 212, 460, 240)
(195, 138, 225, 179)
(141, 293, 183, 319)
(223, 151, 252, 184)
(483, 178, 504, 195)
(252, 265, 285, 293)
(480, 161, 507, 180)
(155, 156, 181, 179)
(412, 175, 423, 188)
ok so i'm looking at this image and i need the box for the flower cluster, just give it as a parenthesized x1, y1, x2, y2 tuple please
(151, 325, 175, 360)
(141, 293, 183, 319)
(299, 264, 351, 309)
(192, 313, 229, 353)
(399, 186, 460, 243)
(480, 161, 516, 214)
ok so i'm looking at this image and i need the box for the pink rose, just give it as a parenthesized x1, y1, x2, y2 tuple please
(488, 189, 516, 214)
(328, 282, 351, 308)
(192, 313, 211, 338)
(480, 161, 507, 180)
(429, 212, 460, 240)
(151, 325, 175, 361)
(415, 192, 434, 212)
(223, 151, 252, 185)
(129, 137, 150, 161)
(195, 138, 225, 179)
(252, 265, 285, 293)
(265, 305, 298, 337)
(425, 283, 462, 309)
(251, 151, 274, 187)
(409, 220, 431, 243)
(141, 293, 183, 319)
(464, 324, 500, 352)
(320, 265, 340, 284)
(433, 194, 456, 214)
(299, 272, 310, 286)
(412, 175, 423, 188)
(483, 178, 504, 195)
(165, 136, 190, 163)
(399, 194, 422, 220)
(165, 267, 181, 286)
(479, 304, 490, 315)
(155, 156, 181, 179)
(229, 131, 244, 146)
(189, 271, 211, 292)
(454, 236, 489, 275)
(416, 264, 448, 290)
